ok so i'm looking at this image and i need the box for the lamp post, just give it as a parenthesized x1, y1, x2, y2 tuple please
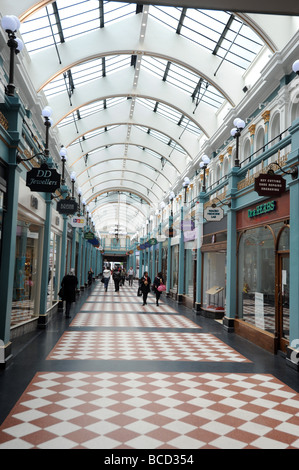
(17, 107, 53, 164)
(292, 60, 299, 75)
(230, 118, 245, 167)
(169, 191, 175, 216)
(59, 146, 68, 185)
(1, 15, 24, 97)
(77, 187, 82, 215)
(70, 172, 76, 199)
(199, 155, 210, 192)
(183, 177, 190, 204)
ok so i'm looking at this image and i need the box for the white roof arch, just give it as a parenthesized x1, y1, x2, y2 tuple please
(2, 0, 297, 234)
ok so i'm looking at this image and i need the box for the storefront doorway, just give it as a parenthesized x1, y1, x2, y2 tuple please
(277, 252, 289, 353)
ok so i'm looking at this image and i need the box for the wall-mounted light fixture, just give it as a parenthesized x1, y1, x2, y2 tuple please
(199, 155, 210, 192)
(230, 118, 245, 167)
(1, 15, 24, 97)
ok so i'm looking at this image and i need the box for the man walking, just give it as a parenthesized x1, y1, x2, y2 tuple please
(127, 266, 134, 286)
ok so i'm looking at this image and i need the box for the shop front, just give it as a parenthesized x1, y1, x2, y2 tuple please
(0, 159, 7, 267)
(200, 217, 227, 318)
(236, 192, 290, 353)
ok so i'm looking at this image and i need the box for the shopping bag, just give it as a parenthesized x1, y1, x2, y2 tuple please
(157, 284, 166, 292)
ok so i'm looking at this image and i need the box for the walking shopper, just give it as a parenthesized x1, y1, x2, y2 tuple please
(140, 271, 151, 306)
(60, 268, 78, 318)
(121, 268, 126, 286)
(102, 266, 111, 291)
(153, 272, 165, 306)
(113, 267, 121, 292)
(127, 266, 134, 286)
(88, 268, 93, 287)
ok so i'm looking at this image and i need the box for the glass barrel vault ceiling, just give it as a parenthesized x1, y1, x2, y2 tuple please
(18, 0, 266, 235)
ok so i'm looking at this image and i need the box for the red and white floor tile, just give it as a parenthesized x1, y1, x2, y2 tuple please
(0, 372, 299, 449)
(70, 313, 200, 329)
(1, 282, 299, 449)
(46, 331, 249, 362)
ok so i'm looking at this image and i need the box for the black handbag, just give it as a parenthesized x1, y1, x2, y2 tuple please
(58, 287, 64, 298)
(137, 287, 142, 297)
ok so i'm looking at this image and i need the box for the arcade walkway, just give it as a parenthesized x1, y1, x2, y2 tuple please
(0, 279, 299, 450)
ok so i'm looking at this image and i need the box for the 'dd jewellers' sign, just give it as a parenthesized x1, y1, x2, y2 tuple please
(57, 199, 78, 215)
(26, 164, 61, 193)
(254, 173, 286, 197)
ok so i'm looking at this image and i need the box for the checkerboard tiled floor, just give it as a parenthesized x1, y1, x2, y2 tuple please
(1, 281, 299, 449)
(1, 371, 299, 449)
(46, 331, 249, 362)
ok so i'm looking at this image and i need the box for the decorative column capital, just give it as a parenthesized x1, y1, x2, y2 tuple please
(262, 110, 270, 124)
(249, 124, 256, 136)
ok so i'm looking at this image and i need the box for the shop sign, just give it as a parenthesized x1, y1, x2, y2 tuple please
(26, 163, 61, 193)
(165, 227, 176, 238)
(84, 231, 94, 240)
(254, 173, 286, 197)
(70, 216, 86, 228)
(248, 201, 276, 218)
(57, 199, 78, 215)
(204, 206, 224, 222)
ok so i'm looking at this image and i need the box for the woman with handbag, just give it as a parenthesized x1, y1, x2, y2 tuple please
(153, 272, 165, 306)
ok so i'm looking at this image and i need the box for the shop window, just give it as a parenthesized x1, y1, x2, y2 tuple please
(12, 221, 42, 327)
(202, 252, 226, 312)
(238, 226, 275, 332)
(171, 245, 179, 291)
(184, 246, 195, 299)
(277, 225, 289, 251)
(161, 245, 167, 284)
(0, 189, 5, 265)
(47, 232, 60, 310)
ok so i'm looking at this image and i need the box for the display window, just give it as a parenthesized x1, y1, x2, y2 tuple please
(202, 252, 226, 312)
(237, 222, 289, 338)
(12, 220, 42, 327)
(171, 245, 179, 291)
(184, 244, 195, 299)
(0, 189, 4, 266)
(47, 231, 60, 310)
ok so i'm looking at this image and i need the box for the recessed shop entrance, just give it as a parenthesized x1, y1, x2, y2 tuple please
(276, 251, 290, 353)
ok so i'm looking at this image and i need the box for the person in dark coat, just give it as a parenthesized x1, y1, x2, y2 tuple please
(140, 271, 151, 306)
(153, 272, 164, 306)
(61, 268, 78, 318)
(113, 267, 121, 292)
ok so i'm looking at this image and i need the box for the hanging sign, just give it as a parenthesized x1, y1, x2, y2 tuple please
(57, 199, 78, 215)
(26, 163, 60, 193)
(84, 231, 94, 240)
(254, 173, 286, 197)
(70, 216, 86, 228)
(204, 206, 224, 222)
(165, 227, 176, 238)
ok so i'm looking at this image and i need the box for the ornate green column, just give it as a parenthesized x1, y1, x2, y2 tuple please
(223, 167, 239, 332)
(178, 205, 185, 303)
(286, 117, 299, 370)
(38, 192, 53, 328)
(195, 193, 205, 312)
(0, 95, 25, 365)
